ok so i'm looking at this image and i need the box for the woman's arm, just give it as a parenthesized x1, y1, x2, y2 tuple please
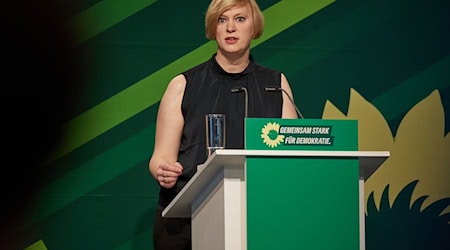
(280, 73, 299, 118)
(149, 74, 186, 188)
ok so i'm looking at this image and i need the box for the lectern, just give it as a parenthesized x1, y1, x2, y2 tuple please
(162, 119, 389, 250)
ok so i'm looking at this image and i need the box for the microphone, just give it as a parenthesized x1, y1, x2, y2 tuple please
(265, 86, 304, 119)
(231, 86, 248, 118)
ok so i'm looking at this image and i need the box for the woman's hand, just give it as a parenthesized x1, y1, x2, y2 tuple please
(156, 162, 183, 188)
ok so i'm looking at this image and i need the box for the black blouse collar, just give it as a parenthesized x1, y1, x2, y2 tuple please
(210, 53, 255, 77)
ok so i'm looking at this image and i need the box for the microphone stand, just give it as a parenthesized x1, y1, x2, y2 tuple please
(265, 87, 304, 119)
(231, 86, 248, 118)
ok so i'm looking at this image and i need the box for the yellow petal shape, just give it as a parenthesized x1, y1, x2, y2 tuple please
(378, 90, 449, 210)
(323, 88, 450, 214)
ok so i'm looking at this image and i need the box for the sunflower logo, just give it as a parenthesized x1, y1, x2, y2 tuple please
(261, 122, 285, 148)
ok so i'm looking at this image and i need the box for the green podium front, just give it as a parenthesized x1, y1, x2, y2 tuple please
(246, 118, 358, 250)
(162, 119, 389, 250)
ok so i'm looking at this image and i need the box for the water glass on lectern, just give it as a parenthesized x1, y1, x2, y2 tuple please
(205, 113, 226, 157)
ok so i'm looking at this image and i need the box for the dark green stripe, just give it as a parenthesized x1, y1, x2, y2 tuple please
(372, 56, 450, 120)
(72, 0, 158, 43)
(30, 124, 155, 223)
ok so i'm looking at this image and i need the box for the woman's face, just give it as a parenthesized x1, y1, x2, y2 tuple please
(215, 4, 254, 55)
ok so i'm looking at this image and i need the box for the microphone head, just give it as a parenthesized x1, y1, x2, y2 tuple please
(264, 86, 280, 92)
(265, 86, 304, 119)
(231, 86, 243, 93)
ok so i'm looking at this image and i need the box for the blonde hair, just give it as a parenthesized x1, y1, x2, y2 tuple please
(205, 0, 264, 40)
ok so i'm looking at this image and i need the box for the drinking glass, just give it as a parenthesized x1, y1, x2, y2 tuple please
(205, 113, 226, 157)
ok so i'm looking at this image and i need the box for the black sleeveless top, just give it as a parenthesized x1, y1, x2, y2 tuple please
(158, 54, 283, 207)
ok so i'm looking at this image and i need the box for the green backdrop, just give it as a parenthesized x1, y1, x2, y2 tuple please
(20, 0, 449, 249)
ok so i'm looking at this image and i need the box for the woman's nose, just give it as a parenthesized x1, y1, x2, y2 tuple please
(226, 21, 236, 32)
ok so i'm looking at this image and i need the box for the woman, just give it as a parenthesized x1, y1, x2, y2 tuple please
(149, 0, 298, 249)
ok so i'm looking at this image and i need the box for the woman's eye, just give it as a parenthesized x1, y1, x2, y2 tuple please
(218, 17, 226, 23)
(236, 17, 245, 22)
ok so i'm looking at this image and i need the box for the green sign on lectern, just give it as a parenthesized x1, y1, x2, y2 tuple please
(245, 118, 357, 150)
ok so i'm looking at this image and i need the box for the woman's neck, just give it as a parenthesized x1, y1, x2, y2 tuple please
(215, 51, 250, 73)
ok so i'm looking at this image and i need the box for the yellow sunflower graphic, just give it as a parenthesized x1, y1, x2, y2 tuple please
(261, 122, 285, 148)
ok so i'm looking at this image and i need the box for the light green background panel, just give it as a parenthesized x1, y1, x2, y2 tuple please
(246, 157, 360, 250)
